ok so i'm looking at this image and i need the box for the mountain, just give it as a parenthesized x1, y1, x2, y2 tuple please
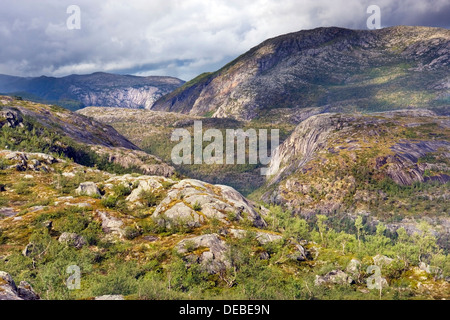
(1, 26, 450, 301)
(152, 26, 450, 120)
(1, 100, 449, 300)
(0, 95, 175, 177)
(0, 72, 184, 111)
(258, 109, 450, 249)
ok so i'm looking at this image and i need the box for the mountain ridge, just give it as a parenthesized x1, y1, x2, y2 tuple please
(0, 72, 185, 111)
(152, 26, 450, 120)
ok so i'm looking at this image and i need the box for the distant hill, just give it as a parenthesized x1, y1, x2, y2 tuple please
(0, 72, 184, 111)
(152, 26, 450, 120)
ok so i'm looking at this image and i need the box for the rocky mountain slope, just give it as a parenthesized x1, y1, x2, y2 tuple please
(1, 149, 448, 300)
(77, 107, 272, 195)
(152, 26, 449, 120)
(258, 110, 450, 248)
(0, 72, 184, 111)
(0, 95, 174, 177)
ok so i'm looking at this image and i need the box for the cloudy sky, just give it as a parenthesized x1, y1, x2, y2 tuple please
(0, 0, 449, 81)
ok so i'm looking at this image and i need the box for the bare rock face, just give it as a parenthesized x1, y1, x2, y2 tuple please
(152, 26, 450, 120)
(0, 271, 39, 300)
(379, 140, 450, 186)
(153, 179, 266, 229)
(262, 110, 450, 222)
(0, 72, 184, 111)
(266, 113, 347, 183)
(176, 234, 229, 274)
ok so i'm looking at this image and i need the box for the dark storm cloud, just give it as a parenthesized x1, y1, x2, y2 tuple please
(0, 0, 448, 81)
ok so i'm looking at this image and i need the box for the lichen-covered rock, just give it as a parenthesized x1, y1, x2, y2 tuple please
(22, 243, 35, 257)
(315, 270, 354, 287)
(176, 234, 229, 274)
(0, 271, 39, 300)
(58, 232, 87, 249)
(122, 176, 169, 203)
(153, 179, 266, 229)
(0, 108, 24, 128)
(373, 254, 394, 267)
(75, 182, 101, 197)
(17, 281, 40, 300)
(0, 271, 18, 300)
(97, 210, 124, 237)
(229, 229, 282, 245)
(95, 295, 125, 300)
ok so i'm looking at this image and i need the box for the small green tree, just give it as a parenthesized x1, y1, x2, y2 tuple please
(317, 215, 328, 247)
(335, 232, 355, 255)
(355, 216, 364, 251)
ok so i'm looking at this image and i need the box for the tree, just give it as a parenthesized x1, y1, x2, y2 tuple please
(355, 216, 364, 251)
(317, 215, 328, 246)
(413, 221, 439, 263)
(335, 232, 355, 255)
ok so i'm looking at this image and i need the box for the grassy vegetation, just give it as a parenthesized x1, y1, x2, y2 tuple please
(0, 109, 141, 176)
(0, 202, 448, 300)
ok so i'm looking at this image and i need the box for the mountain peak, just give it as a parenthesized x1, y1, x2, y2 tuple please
(152, 26, 449, 120)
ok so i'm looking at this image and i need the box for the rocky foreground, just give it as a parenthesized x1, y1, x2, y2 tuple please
(0, 149, 449, 300)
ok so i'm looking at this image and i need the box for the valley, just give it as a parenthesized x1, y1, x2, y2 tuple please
(0, 25, 449, 301)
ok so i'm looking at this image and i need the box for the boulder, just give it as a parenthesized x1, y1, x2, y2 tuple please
(315, 270, 354, 287)
(0, 271, 39, 300)
(176, 234, 229, 274)
(125, 177, 165, 203)
(97, 211, 124, 237)
(0, 271, 20, 300)
(0, 108, 23, 128)
(17, 281, 40, 300)
(373, 254, 394, 267)
(160, 202, 203, 228)
(229, 229, 282, 245)
(153, 179, 266, 229)
(75, 182, 101, 197)
(419, 262, 443, 279)
(58, 233, 87, 249)
(95, 295, 125, 300)
(288, 243, 308, 262)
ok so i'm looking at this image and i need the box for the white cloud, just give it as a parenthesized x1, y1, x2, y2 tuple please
(0, 0, 448, 80)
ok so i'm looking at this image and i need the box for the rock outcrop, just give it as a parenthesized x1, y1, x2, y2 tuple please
(75, 182, 101, 197)
(58, 232, 87, 249)
(0, 271, 39, 300)
(315, 270, 354, 287)
(153, 179, 266, 229)
(175, 234, 229, 274)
